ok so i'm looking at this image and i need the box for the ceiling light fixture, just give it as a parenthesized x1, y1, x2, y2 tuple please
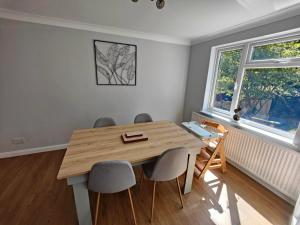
(131, 0, 166, 9)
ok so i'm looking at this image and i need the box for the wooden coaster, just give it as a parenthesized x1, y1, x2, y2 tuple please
(121, 132, 148, 143)
(125, 131, 144, 138)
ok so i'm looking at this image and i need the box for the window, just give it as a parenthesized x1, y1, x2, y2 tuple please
(213, 49, 242, 112)
(205, 30, 300, 138)
(239, 67, 300, 135)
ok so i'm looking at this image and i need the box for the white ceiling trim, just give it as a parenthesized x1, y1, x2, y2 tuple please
(191, 3, 300, 45)
(1, 4, 300, 47)
(0, 8, 191, 46)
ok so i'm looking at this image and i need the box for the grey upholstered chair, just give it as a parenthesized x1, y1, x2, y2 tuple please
(134, 113, 153, 123)
(93, 117, 116, 128)
(140, 147, 189, 222)
(88, 161, 137, 225)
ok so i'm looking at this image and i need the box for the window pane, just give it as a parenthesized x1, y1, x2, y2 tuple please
(213, 49, 242, 111)
(251, 39, 300, 60)
(239, 68, 300, 134)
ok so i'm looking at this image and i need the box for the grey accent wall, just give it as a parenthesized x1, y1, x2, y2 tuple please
(183, 15, 300, 121)
(0, 19, 190, 153)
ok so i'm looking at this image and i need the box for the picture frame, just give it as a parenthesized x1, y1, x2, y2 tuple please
(93, 40, 137, 86)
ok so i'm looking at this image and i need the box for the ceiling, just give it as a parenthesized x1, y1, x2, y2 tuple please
(0, 0, 300, 45)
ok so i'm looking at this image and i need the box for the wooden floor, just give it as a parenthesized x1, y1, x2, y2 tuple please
(0, 150, 293, 225)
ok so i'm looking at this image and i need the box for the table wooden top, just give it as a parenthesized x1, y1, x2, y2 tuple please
(57, 121, 205, 180)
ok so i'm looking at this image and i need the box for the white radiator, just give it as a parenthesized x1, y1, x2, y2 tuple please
(192, 112, 300, 204)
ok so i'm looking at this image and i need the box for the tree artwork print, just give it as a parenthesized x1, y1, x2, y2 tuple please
(94, 40, 137, 85)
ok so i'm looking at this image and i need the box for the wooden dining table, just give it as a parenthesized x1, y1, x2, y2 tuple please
(57, 121, 205, 225)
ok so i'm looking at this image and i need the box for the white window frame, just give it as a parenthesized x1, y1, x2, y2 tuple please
(247, 33, 300, 65)
(203, 28, 300, 139)
(208, 45, 245, 117)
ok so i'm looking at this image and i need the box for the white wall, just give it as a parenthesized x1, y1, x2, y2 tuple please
(0, 19, 190, 153)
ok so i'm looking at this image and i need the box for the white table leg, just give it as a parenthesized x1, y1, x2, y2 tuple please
(183, 152, 197, 194)
(67, 175, 92, 225)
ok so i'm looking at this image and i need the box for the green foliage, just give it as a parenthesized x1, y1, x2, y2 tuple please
(252, 39, 300, 60)
(240, 68, 300, 100)
(239, 68, 300, 116)
(213, 49, 241, 111)
(216, 49, 241, 97)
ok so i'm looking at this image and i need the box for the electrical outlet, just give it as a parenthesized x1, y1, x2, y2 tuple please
(11, 137, 25, 145)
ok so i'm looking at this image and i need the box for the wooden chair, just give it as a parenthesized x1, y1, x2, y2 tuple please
(195, 120, 228, 179)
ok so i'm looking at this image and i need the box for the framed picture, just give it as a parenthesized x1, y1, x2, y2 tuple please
(93, 40, 137, 86)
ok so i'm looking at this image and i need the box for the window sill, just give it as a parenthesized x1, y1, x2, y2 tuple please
(196, 111, 300, 152)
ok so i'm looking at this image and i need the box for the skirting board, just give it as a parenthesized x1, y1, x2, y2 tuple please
(0, 143, 68, 159)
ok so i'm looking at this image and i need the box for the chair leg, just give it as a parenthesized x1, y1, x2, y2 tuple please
(199, 149, 219, 179)
(128, 188, 137, 225)
(150, 181, 156, 223)
(219, 143, 227, 173)
(94, 192, 101, 225)
(176, 177, 184, 208)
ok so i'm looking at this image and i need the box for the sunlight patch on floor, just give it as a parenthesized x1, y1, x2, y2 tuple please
(204, 170, 219, 182)
(203, 171, 273, 225)
(234, 193, 273, 225)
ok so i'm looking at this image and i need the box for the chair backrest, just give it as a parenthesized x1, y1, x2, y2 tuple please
(202, 120, 228, 149)
(134, 113, 153, 123)
(150, 147, 189, 181)
(88, 160, 136, 193)
(202, 120, 227, 134)
(93, 117, 116, 128)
